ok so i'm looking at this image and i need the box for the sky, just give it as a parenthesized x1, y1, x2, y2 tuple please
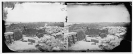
(67, 5, 130, 23)
(4, 3, 130, 23)
(5, 3, 66, 22)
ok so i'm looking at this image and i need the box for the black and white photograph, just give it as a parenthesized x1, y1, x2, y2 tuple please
(2, 1, 132, 52)
(65, 22, 130, 52)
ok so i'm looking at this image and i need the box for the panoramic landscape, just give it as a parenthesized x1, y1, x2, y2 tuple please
(66, 22, 128, 51)
(5, 22, 68, 52)
(3, 2, 131, 52)
(4, 22, 129, 52)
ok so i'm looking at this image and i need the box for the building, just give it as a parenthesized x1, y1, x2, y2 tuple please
(66, 32, 78, 47)
(4, 32, 14, 44)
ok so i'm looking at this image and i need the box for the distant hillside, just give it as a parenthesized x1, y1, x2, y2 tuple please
(69, 22, 129, 32)
(5, 22, 64, 32)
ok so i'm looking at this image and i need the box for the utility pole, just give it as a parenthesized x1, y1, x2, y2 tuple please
(65, 16, 67, 22)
